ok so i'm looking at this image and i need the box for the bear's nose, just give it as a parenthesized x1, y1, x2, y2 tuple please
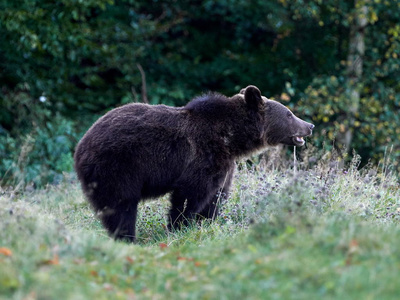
(310, 124, 315, 130)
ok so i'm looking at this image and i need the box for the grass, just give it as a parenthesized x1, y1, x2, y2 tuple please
(1, 153, 400, 299)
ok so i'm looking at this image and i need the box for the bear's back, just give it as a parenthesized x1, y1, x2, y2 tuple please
(80, 103, 182, 144)
(74, 102, 192, 197)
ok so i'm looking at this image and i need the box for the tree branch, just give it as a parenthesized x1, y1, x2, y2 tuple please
(136, 63, 148, 104)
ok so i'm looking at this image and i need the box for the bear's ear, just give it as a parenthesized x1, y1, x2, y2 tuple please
(244, 85, 263, 110)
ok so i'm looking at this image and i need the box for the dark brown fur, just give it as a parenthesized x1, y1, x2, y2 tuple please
(74, 86, 314, 242)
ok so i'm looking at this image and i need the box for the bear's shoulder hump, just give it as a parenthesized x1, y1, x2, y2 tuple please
(184, 92, 229, 113)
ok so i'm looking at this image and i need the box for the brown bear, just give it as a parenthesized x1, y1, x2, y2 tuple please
(74, 85, 314, 242)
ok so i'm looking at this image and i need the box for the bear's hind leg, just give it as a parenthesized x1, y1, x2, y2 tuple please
(98, 204, 138, 243)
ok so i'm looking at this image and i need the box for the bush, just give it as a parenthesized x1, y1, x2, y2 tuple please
(0, 113, 80, 188)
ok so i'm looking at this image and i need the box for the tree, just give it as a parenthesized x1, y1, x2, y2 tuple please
(339, 2, 367, 151)
(1, 0, 399, 186)
(296, 0, 400, 167)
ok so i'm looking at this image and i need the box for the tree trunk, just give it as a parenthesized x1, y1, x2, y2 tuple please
(340, 3, 367, 151)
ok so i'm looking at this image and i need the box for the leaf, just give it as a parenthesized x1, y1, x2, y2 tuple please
(348, 239, 359, 254)
(40, 254, 59, 266)
(280, 93, 291, 101)
(194, 261, 203, 267)
(0, 247, 12, 256)
(159, 243, 168, 249)
(125, 256, 134, 264)
(177, 256, 193, 261)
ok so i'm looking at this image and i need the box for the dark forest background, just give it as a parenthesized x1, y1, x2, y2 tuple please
(1, 0, 399, 187)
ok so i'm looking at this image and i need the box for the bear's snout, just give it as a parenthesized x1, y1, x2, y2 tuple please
(298, 120, 314, 137)
(285, 119, 314, 147)
(307, 123, 315, 135)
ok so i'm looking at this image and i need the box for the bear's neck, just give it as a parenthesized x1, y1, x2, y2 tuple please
(219, 113, 266, 158)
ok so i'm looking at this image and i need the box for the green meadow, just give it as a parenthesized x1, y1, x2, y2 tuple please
(1, 154, 399, 299)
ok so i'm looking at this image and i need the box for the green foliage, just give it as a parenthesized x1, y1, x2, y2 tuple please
(294, 0, 400, 166)
(1, 0, 400, 186)
(0, 121, 77, 187)
(0, 88, 81, 186)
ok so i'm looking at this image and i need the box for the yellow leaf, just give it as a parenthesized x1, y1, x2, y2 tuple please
(339, 124, 346, 133)
(370, 11, 378, 23)
(280, 93, 290, 101)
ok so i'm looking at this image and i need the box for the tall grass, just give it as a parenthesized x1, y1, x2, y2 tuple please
(0, 151, 399, 299)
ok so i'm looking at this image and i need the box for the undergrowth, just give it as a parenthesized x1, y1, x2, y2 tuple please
(0, 152, 399, 299)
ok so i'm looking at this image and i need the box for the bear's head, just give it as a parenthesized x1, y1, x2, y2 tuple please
(240, 85, 314, 147)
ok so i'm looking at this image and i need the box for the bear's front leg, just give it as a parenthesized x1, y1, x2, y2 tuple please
(196, 188, 228, 220)
(167, 187, 213, 230)
(196, 166, 234, 220)
(98, 204, 138, 243)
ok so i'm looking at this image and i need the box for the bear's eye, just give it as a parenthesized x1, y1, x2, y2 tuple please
(287, 112, 292, 119)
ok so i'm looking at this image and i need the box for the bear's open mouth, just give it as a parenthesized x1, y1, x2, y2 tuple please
(292, 136, 305, 146)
